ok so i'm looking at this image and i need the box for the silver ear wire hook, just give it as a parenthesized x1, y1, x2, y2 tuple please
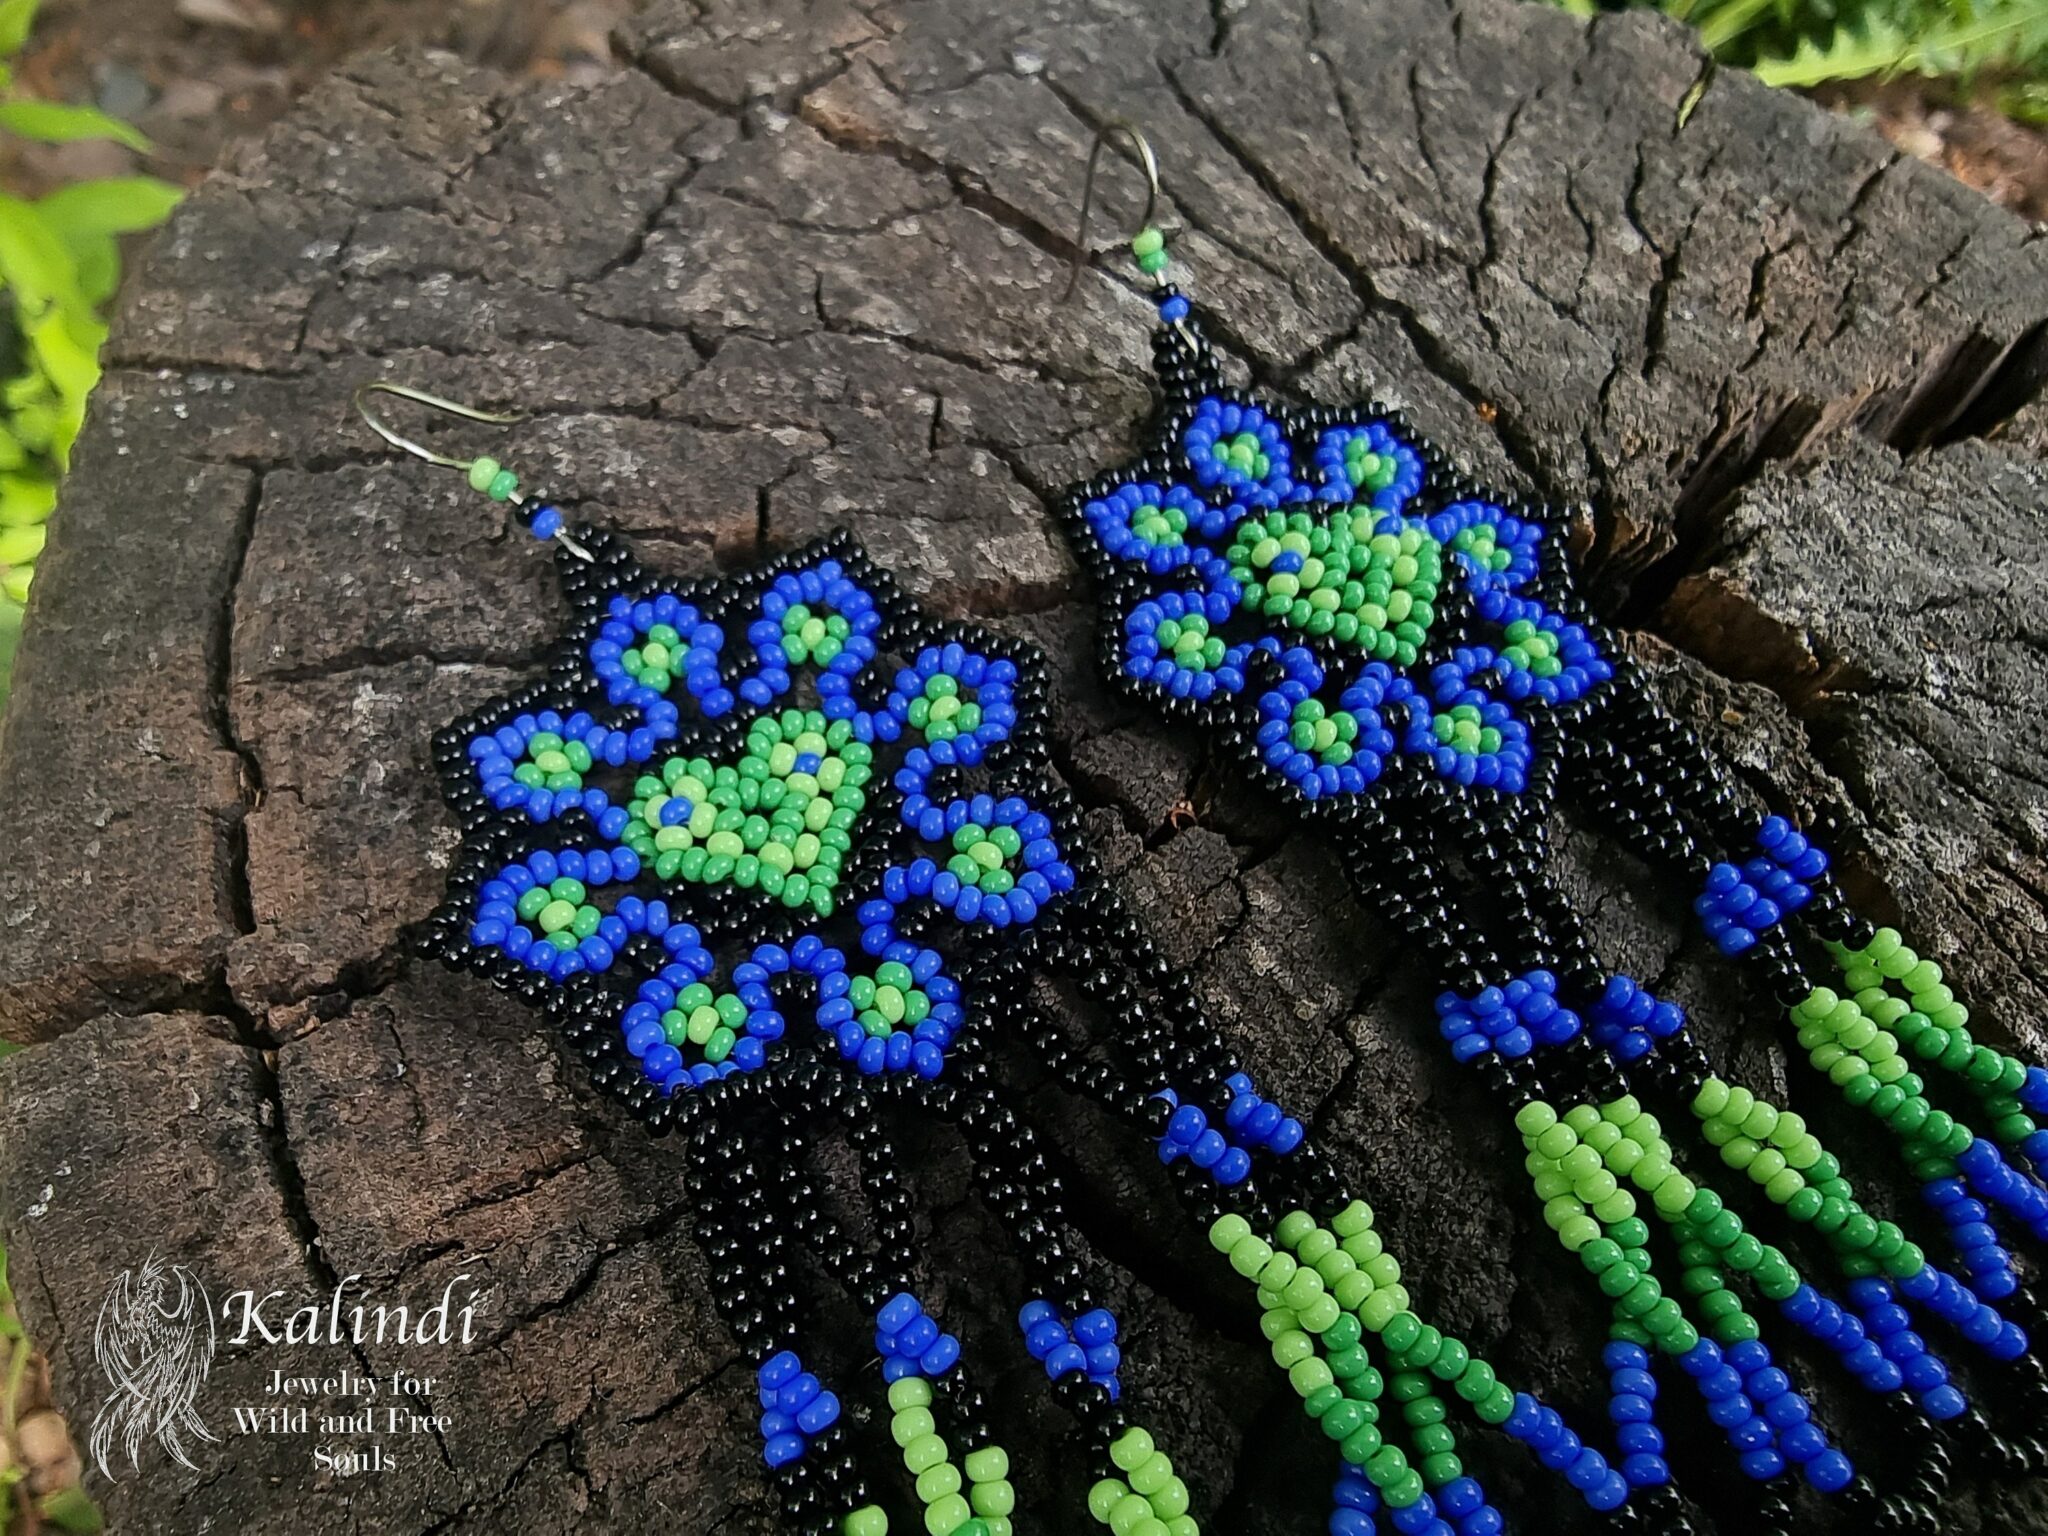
(1064, 117, 1164, 302)
(352, 381, 524, 474)
(352, 381, 594, 562)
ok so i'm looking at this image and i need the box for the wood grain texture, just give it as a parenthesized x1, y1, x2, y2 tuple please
(2, 0, 2045, 1529)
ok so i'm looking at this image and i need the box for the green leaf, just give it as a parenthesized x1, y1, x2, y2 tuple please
(0, 0, 38, 58)
(0, 594, 20, 716)
(38, 1486, 106, 1534)
(35, 177, 182, 304)
(0, 100, 149, 152)
(36, 176, 183, 237)
(0, 522, 46, 565)
(0, 473, 57, 532)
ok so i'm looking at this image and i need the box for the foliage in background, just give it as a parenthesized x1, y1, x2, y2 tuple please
(0, 1237, 100, 1534)
(1549, 0, 2048, 104)
(1, 7, 155, 1529)
(0, 0, 183, 718)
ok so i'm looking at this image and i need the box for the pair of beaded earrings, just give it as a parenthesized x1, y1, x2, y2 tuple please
(369, 121, 2048, 1536)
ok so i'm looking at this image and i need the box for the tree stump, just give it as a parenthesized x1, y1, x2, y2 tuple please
(4, 0, 2047, 1530)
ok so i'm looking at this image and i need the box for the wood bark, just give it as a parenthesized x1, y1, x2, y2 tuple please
(2, 0, 2046, 1529)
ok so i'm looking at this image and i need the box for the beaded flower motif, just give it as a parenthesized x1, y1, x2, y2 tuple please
(1072, 392, 1611, 802)
(430, 533, 1078, 1118)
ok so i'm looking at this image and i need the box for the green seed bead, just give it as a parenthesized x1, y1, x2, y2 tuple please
(1299, 1228, 1339, 1265)
(842, 1507, 889, 1536)
(1332, 1200, 1374, 1236)
(971, 1477, 1016, 1516)
(1340, 1425, 1384, 1464)
(1130, 1452, 1174, 1496)
(1229, 1237, 1274, 1278)
(1300, 1294, 1343, 1335)
(1276, 1211, 1318, 1249)
(1322, 1400, 1368, 1441)
(1289, 1358, 1335, 1397)
(904, 1433, 948, 1474)
(894, 1408, 936, 1447)
(1283, 1270, 1326, 1311)
(1382, 1470, 1426, 1510)
(891, 1378, 934, 1412)
(467, 456, 500, 492)
(1090, 1479, 1131, 1522)
(916, 1462, 963, 1503)
(1209, 1215, 1251, 1254)
(1476, 1383, 1516, 1424)
(1272, 1331, 1315, 1370)
(1108, 1493, 1153, 1534)
(1515, 1101, 1558, 1136)
(1111, 1428, 1155, 1472)
(1148, 1477, 1190, 1520)
(488, 468, 520, 502)
(924, 1494, 973, 1536)
(1132, 226, 1166, 259)
(1534, 1124, 1578, 1160)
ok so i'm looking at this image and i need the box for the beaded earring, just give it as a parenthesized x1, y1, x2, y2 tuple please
(366, 380, 1663, 1536)
(1054, 121, 2048, 1536)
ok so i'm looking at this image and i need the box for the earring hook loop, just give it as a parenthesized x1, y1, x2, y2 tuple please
(1064, 117, 1164, 301)
(352, 380, 596, 563)
(352, 381, 524, 476)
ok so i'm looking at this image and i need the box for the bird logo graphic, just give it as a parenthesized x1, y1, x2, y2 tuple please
(89, 1255, 219, 1480)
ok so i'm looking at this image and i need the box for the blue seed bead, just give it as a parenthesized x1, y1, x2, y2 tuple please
(530, 505, 564, 539)
(1621, 1453, 1668, 1487)
(1807, 1448, 1855, 1492)
(1045, 1341, 1088, 1379)
(1586, 1472, 1630, 1511)
(921, 1334, 962, 1376)
(1074, 1309, 1119, 1347)
(896, 1315, 939, 1357)
(796, 1392, 840, 1434)
(1738, 1447, 1785, 1481)
(1779, 1421, 1826, 1463)
(880, 1293, 922, 1335)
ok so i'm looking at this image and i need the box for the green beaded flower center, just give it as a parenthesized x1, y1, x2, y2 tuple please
(849, 960, 932, 1039)
(1151, 612, 1227, 672)
(1212, 430, 1272, 480)
(778, 602, 853, 669)
(1448, 522, 1512, 576)
(1289, 698, 1360, 766)
(659, 981, 750, 1064)
(619, 708, 872, 916)
(512, 731, 596, 795)
(1498, 618, 1562, 678)
(618, 622, 690, 695)
(945, 822, 1023, 896)
(904, 671, 984, 743)
(1430, 704, 1501, 758)
(515, 875, 603, 953)
(1130, 499, 1189, 548)
(1225, 510, 1442, 661)
(1344, 439, 1400, 495)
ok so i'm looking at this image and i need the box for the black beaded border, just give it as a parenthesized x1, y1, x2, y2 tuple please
(1056, 287, 1620, 844)
(416, 524, 1106, 1141)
